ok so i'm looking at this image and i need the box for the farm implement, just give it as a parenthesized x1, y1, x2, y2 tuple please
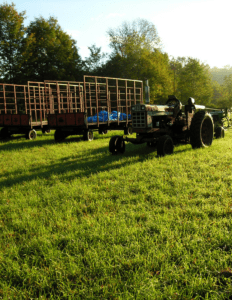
(0, 76, 143, 141)
(45, 76, 143, 141)
(0, 82, 49, 140)
(109, 95, 227, 156)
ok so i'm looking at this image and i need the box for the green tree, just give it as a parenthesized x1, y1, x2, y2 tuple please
(102, 19, 172, 103)
(211, 80, 223, 107)
(0, 2, 26, 83)
(23, 16, 82, 82)
(219, 74, 232, 108)
(83, 44, 106, 75)
(108, 18, 161, 56)
(174, 58, 213, 105)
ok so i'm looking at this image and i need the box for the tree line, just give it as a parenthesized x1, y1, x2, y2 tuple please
(0, 3, 231, 107)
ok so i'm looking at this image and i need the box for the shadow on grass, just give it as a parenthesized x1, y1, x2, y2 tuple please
(0, 139, 195, 190)
(0, 137, 56, 151)
(0, 131, 120, 152)
(0, 133, 89, 152)
(0, 143, 156, 188)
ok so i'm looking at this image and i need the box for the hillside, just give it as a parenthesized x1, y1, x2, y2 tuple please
(210, 67, 232, 84)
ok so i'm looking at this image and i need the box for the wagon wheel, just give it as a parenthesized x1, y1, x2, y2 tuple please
(0, 127, 10, 139)
(157, 135, 174, 157)
(26, 129, 37, 140)
(42, 127, 51, 134)
(99, 129, 108, 135)
(109, 135, 125, 154)
(83, 131, 94, 141)
(124, 126, 133, 135)
(215, 126, 225, 139)
(54, 129, 66, 142)
(190, 111, 214, 149)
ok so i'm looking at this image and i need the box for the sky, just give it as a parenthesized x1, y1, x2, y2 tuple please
(8, 0, 232, 68)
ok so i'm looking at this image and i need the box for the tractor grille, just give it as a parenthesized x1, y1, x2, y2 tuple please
(132, 111, 146, 128)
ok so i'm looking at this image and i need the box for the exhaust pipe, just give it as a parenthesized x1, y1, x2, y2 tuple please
(145, 80, 150, 104)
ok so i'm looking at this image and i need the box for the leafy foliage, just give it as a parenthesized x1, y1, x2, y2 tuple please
(0, 3, 25, 83)
(217, 74, 232, 108)
(108, 18, 161, 55)
(170, 57, 214, 105)
(101, 20, 172, 103)
(210, 65, 232, 84)
(22, 17, 83, 82)
(83, 44, 107, 75)
(0, 4, 231, 108)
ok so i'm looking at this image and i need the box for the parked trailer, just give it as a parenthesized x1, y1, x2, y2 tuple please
(0, 82, 49, 139)
(45, 76, 143, 141)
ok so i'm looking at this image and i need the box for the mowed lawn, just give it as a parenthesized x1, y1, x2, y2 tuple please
(1, 129, 232, 299)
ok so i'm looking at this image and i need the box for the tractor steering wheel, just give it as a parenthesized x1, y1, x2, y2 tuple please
(166, 98, 181, 107)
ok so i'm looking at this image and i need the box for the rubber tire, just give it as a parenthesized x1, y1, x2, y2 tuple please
(42, 127, 51, 134)
(27, 129, 37, 140)
(157, 135, 174, 157)
(190, 111, 214, 149)
(116, 136, 125, 154)
(215, 126, 225, 139)
(54, 129, 66, 142)
(109, 135, 125, 154)
(83, 131, 94, 141)
(0, 127, 10, 139)
(109, 136, 118, 154)
(99, 129, 108, 135)
(124, 127, 132, 135)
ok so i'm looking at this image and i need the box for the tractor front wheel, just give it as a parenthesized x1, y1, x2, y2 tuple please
(109, 135, 125, 154)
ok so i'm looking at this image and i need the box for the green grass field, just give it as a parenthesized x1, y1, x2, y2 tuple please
(1, 130, 232, 299)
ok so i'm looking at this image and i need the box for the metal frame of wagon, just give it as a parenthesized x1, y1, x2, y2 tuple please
(45, 75, 144, 141)
(0, 81, 49, 139)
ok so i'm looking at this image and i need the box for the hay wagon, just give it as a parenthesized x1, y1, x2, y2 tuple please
(0, 82, 49, 139)
(45, 76, 143, 141)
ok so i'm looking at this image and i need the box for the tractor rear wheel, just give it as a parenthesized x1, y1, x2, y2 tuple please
(190, 111, 214, 149)
(157, 135, 174, 157)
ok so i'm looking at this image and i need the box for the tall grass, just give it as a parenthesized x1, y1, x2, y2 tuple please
(1, 130, 232, 299)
